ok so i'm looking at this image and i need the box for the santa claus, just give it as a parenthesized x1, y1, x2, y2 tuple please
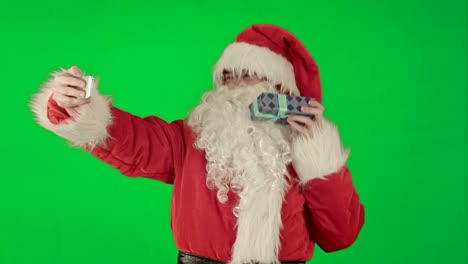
(29, 24, 365, 264)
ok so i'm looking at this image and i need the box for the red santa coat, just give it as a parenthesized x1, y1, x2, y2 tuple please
(30, 76, 364, 263)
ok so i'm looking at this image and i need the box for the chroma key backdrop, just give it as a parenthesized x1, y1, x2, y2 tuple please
(0, 0, 466, 263)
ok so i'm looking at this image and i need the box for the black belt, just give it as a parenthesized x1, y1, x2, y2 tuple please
(178, 251, 306, 264)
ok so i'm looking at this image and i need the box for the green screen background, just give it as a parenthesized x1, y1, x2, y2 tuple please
(1, 0, 466, 263)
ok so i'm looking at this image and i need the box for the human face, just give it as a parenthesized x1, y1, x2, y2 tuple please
(223, 70, 263, 89)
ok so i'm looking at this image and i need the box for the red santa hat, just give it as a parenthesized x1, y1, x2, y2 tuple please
(213, 24, 322, 103)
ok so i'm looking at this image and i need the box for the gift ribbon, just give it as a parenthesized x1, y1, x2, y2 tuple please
(252, 99, 276, 119)
(252, 94, 289, 122)
(273, 94, 288, 122)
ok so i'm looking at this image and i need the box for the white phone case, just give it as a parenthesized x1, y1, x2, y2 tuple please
(83, 76, 94, 99)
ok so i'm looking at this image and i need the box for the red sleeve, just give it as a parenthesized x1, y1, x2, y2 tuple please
(47, 93, 75, 124)
(303, 165, 365, 252)
(47, 95, 184, 184)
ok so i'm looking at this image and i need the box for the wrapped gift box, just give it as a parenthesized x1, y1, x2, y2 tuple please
(248, 92, 316, 124)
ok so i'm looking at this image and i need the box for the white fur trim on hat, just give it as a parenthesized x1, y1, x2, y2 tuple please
(29, 69, 113, 150)
(213, 42, 300, 96)
(291, 118, 350, 185)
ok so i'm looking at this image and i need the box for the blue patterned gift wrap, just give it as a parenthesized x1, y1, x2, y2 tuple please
(248, 92, 316, 124)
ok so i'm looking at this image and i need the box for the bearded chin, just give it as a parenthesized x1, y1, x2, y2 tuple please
(187, 82, 294, 210)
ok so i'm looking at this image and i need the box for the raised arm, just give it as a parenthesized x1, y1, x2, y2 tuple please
(291, 118, 365, 252)
(29, 66, 184, 184)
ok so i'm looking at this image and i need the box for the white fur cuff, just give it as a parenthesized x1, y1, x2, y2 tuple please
(291, 118, 350, 185)
(29, 69, 113, 150)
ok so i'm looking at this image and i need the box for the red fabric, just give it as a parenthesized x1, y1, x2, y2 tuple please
(47, 94, 75, 124)
(47, 97, 364, 262)
(300, 166, 365, 252)
(235, 25, 322, 103)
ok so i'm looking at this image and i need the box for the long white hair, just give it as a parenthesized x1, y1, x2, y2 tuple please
(187, 82, 294, 215)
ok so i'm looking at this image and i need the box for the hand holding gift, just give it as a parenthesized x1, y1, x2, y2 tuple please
(287, 99, 325, 135)
(249, 92, 325, 135)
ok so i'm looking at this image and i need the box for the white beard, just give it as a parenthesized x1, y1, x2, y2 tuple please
(187, 82, 294, 263)
(187, 82, 293, 207)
